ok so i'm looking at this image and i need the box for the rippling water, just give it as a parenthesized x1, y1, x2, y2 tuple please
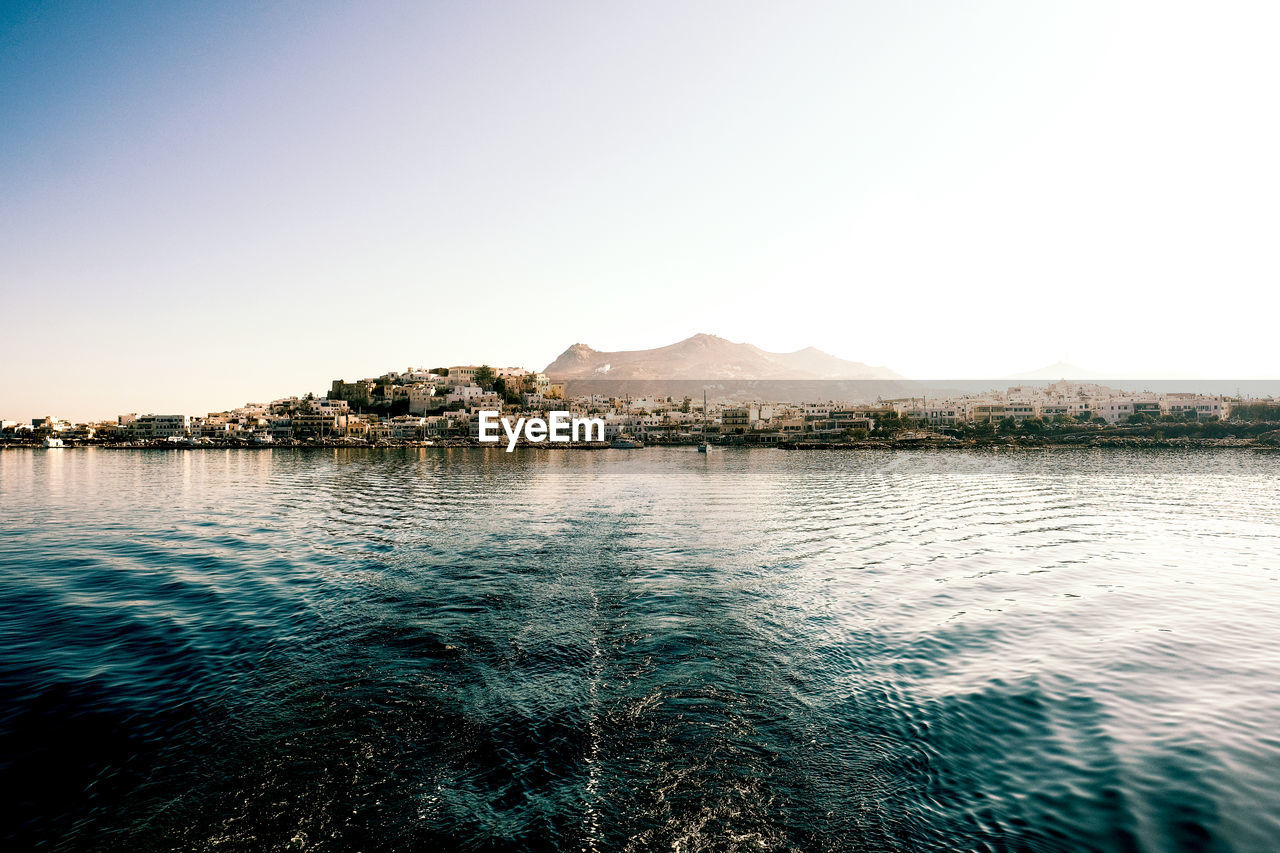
(2, 447, 1279, 851)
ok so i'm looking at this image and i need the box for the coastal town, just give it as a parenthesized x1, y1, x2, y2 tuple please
(4, 364, 1280, 450)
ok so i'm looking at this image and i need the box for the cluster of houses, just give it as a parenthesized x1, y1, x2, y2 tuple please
(889, 381, 1230, 427)
(1, 371, 1240, 446)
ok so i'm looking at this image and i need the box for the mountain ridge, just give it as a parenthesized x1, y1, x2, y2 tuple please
(543, 334, 900, 380)
(1006, 361, 1110, 381)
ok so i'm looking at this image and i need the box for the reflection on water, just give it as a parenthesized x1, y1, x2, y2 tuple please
(1, 447, 1279, 851)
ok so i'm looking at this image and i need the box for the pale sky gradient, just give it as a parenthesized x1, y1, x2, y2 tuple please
(3, 1, 1278, 421)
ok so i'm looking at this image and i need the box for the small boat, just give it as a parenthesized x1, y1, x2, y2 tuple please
(42, 437, 65, 448)
(611, 435, 644, 449)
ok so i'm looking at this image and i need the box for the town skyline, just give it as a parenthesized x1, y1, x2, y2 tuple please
(4, 329, 1277, 425)
(10, 357, 1272, 453)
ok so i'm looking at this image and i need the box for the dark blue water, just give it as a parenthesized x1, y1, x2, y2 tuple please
(2, 448, 1279, 851)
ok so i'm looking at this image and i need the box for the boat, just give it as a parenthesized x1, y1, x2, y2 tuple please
(42, 437, 65, 448)
(611, 435, 644, 449)
(697, 390, 713, 452)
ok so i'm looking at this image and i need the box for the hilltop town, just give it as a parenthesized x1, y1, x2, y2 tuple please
(4, 363, 1280, 450)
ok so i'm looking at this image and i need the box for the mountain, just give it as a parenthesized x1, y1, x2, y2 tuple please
(1006, 361, 1110, 381)
(543, 334, 900, 380)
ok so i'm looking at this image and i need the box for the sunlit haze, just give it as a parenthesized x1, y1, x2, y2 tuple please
(3, 1, 1278, 421)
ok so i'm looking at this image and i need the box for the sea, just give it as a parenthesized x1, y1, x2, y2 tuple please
(1, 447, 1278, 851)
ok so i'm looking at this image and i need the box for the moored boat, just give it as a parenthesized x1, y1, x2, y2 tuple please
(697, 390, 714, 452)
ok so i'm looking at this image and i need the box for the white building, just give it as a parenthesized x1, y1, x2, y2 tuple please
(408, 385, 440, 415)
(135, 414, 190, 438)
(468, 393, 503, 412)
(1162, 394, 1226, 419)
(447, 366, 481, 386)
(372, 416, 427, 441)
(447, 384, 485, 404)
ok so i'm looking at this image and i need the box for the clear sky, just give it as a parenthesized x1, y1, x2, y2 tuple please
(2, 1, 1278, 421)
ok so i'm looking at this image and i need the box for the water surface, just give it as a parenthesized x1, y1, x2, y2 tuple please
(1, 447, 1279, 851)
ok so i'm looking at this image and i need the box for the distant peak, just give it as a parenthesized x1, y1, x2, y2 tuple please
(1007, 361, 1107, 381)
(543, 334, 900, 380)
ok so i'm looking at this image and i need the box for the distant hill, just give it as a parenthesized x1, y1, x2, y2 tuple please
(1007, 361, 1110, 381)
(543, 334, 900, 380)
